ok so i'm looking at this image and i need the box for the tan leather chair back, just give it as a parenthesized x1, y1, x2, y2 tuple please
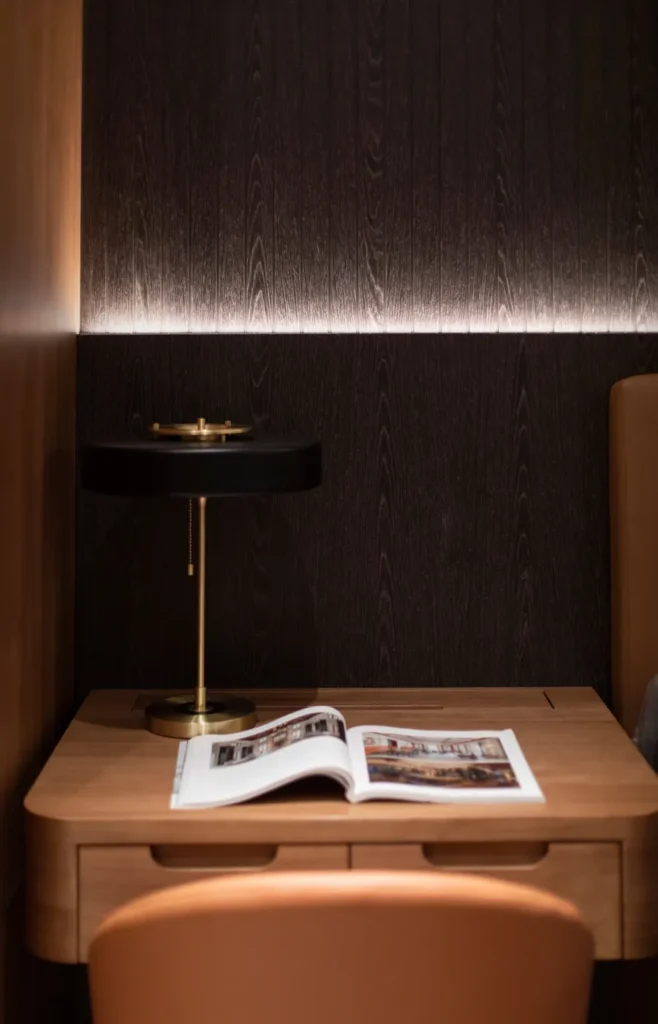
(89, 870, 593, 1024)
(610, 375, 658, 734)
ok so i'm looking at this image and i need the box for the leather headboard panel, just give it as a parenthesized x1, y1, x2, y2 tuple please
(610, 375, 658, 735)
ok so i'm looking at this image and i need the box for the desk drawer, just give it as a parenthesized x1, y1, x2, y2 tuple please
(351, 841, 621, 959)
(78, 843, 349, 961)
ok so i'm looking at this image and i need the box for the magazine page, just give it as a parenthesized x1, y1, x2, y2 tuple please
(173, 706, 353, 809)
(345, 726, 544, 804)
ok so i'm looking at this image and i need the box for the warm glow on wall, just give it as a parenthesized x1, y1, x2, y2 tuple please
(81, 312, 639, 335)
(81, 0, 658, 339)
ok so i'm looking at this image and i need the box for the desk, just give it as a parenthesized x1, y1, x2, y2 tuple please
(25, 687, 658, 964)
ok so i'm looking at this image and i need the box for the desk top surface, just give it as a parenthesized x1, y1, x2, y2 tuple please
(25, 687, 658, 845)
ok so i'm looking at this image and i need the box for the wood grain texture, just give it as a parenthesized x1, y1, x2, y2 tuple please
(550, 0, 580, 330)
(78, 844, 350, 961)
(524, 0, 552, 330)
(495, 0, 525, 331)
(301, 0, 331, 331)
(188, 0, 221, 331)
(352, 842, 621, 959)
(132, 0, 165, 332)
(631, 0, 658, 333)
(604, 0, 634, 333)
(384, 0, 413, 331)
(329, 0, 359, 329)
(215, 0, 249, 331)
(411, 0, 441, 332)
(0, 0, 81, 1019)
(358, 0, 386, 329)
(80, 0, 109, 332)
(467, 0, 497, 331)
(24, 687, 658, 965)
(245, 0, 274, 331)
(578, 0, 608, 331)
(438, 0, 468, 329)
(162, 3, 192, 332)
(76, 334, 658, 700)
(103, 0, 137, 331)
(80, 0, 658, 332)
(274, 0, 302, 332)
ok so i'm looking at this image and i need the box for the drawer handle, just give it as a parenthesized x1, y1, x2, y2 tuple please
(150, 844, 278, 870)
(422, 842, 549, 869)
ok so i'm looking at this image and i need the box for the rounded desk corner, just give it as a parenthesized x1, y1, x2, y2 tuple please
(619, 809, 658, 960)
(24, 799, 79, 964)
(24, 790, 72, 833)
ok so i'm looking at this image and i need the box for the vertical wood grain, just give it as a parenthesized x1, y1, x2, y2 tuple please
(132, 0, 164, 332)
(373, 336, 399, 684)
(217, 0, 249, 330)
(578, 0, 608, 331)
(631, 0, 658, 332)
(439, 0, 468, 330)
(245, 0, 274, 331)
(329, 0, 358, 329)
(273, 0, 302, 332)
(508, 337, 534, 683)
(301, 0, 331, 331)
(550, 0, 580, 330)
(495, 0, 526, 331)
(80, 0, 109, 332)
(383, 0, 412, 331)
(0, 0, 80, 1019)
(467, 0, 497, 330)
(81, 0, 658, 333)
(161, 1, 191, 331)
(77, 332, 658, 700)
(523, 0, 552, 330)
(604, 0, 634, 332)
(357, 0, 386, 330)
(411, 0, 440, 332)
(188, 0, 221, 330)
(104, 0, 137, 331)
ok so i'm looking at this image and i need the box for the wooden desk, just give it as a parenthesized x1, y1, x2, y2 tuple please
(25, 688, 658, 964)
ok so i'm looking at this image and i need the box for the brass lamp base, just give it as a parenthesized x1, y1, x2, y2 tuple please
(145, 694, 257, 739)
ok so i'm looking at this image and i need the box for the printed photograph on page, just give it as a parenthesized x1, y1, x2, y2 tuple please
(210, 710, 347, 768)
(362, 732, 519, 789)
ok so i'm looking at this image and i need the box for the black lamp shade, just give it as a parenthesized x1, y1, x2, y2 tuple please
(81, 437, 322, 497)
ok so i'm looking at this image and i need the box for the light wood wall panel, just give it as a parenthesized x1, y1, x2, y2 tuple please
(0, 0, 82, 1020)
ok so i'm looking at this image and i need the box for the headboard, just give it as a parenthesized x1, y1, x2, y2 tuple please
(610, 374, 658, 735)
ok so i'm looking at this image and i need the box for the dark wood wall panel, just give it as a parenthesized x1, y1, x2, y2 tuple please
(330, 0, 359, 329)
(275, 0, 301, 332)
(76, 333, 658, 701)
(632, 0, 658, 330)
(411, 0, 440, 330)
(496, 0, 524, 331)
(550, 0, 579, 328)
(438, 2, 468, 329)
(524, 1, 551, 329)
(81, 0, 658, 332)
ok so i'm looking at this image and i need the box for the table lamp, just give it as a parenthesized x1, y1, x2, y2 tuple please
(81, 419, 321, 738)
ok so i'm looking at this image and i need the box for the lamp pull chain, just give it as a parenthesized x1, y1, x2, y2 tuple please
(187, 499, 194, 577)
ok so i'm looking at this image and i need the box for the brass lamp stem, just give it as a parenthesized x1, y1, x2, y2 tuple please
(143, 479, 256, 737)
(194, 496, 207, 713)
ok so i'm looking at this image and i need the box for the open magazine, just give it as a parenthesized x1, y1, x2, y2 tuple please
(172, 706, 544, 808)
